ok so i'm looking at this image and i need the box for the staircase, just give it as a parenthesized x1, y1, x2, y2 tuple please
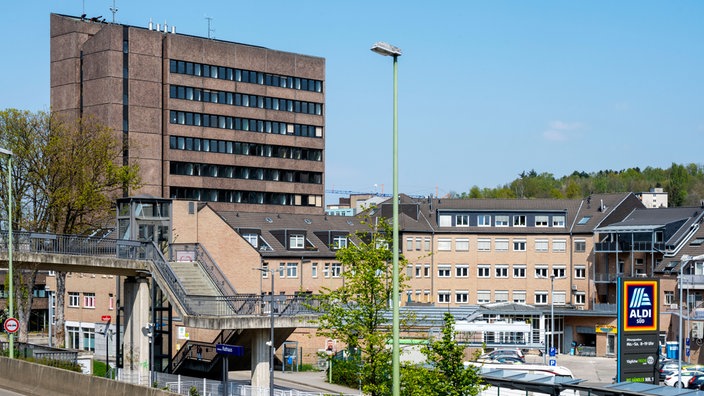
(170, 261, 221, 296)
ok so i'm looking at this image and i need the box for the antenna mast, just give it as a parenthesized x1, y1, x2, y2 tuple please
(205, 16, 215, 39)
(110, 0, 118, 23)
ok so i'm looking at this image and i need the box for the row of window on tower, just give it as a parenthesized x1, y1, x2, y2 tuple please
(169, 110, 323, 138)
(170, 161, 323, 184)
(169, 135, 323, 162)
(169, 187, 322, 207)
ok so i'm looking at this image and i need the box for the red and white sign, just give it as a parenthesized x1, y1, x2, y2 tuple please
(101, 315, 112, 322)
(3, 317, 19, 334)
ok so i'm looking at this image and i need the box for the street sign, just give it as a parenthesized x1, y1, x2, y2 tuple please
(101, 315, 112, 322)
(549, 347, 556, 357)
(3, 317, 19, 334)
(215, 344, 244, 356)
(549, 359, 556, 366)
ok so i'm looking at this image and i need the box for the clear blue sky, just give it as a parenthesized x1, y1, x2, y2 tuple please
(1, 1, 702, 203)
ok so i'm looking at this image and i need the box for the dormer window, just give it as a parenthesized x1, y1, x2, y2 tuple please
(332, 235, 348, 250)
(290, 234, 305, 249)
(243, 233, 259, 248)
(513, 215, 526, 227)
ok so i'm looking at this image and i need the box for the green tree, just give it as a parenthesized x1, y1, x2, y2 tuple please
(401, 313, 484, 396)
(669, 163, 689, 207)
(314, 215, 410, 396)
(0, 109, 140, 344)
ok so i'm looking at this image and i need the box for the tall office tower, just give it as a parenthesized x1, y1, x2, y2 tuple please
(51, 14, 325, 214)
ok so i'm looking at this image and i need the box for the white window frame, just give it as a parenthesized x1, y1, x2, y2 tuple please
(478, 215, 491, 227)
(575, 292, 586, 305)
(286, 262, 298, 278)
(311, 263, 318, 278)
(289, 234, 305, 249)
(424, 238, 431, 251)
(513, 290, 527, 303)
(438, 290, 451, 304)
(495, 215, 509, 227)
(513, 240, 526, 251)
(438, 265, 451, 278)
(552, 266, 566, 278)
(69, 292, 80, 307)
(535, 291, 548, 305)
(331, 263, 342, 278)
(406, 237, 414, 251)
(535, 266, 548, 278)
(513, 265, 526, 278)
(477, 265, 490, 278)
(495, 239, 509, 251)
(494, 290, 509, 303)
(456, 215, 469, 226)
(513, 215, 526, 227)
(553, 291, 567, 305)
(552, 239, 567, 252)
(415, 237, 422, 251)
(456, 265, 469, 278)
(477, 290, 491, 304)
(83, 293, 95, 309)
(535, 215, 549, 227)
(477, 239, 491, 252)
(574, 239, 586, 252)
(575, 266, 586, 279)
(535, 239, 549, 252)
(455, 238, 469, 252)
(332, 235, 347, 250)
(243, 233, 259, 248)
(456, 291, 469, 304)
(553, 215, 566, 227)
(415, 265, 422, 278)
(495, 265, 509, 278)
(437, 238, 452, 251)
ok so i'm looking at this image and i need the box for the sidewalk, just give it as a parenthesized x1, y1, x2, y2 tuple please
(230, 370, 361, 395)
(525, 353, 617, 383)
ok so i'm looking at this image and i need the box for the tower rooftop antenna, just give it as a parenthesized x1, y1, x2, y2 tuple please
(205, 16, 215, 39)
(110, 0, 118, 23)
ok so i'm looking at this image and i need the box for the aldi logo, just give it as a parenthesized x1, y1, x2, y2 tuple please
(623, 280, 658, 332)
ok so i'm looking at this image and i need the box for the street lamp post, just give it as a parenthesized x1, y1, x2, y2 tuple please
(678, 255, 704, 384)
(370, 40, 402, 396)
(255, 266, 275, 396)
(550, 274, 555, 361)
(0, 147, 13, 359)
(46, 286, 53, 348)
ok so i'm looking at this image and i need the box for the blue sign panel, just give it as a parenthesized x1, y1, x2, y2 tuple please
(549, 359, 556, 366)
(622, 280, 658, 332)
(216, 344, 244, 356)
(549, 347, 556, 357)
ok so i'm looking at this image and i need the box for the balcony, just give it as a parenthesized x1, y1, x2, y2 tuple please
(680, 274, 704, 290)
(595, 241, 665, 253)
(593, 273, 622, 283)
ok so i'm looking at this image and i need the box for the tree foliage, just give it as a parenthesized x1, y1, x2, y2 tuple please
(0, 108, 140, 344)
(401, 313, 484, 396)
(314, 214, 411, 396)
(465, 163, 704, 207)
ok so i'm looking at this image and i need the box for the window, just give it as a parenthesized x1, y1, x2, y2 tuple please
(311, 263, 318, 278)
(535, 215, 549, 227)
(495, 215, 509, 227)
(513, 265, 526, 278)
(406, 237, 414, 251)
(575, 292, 586, 305)
(574, 240, 586, 252)
(456, 291, 469, 304)
(406, 265, 413, 277)
(477, 265, 490, 278)
(331, 263, 342, 278)
(323, 263, 330, 278)
(553, 216, 566, 227)
(415, 237, 422, 251)
(456, 265, 469, 278)
(552, 240, 566, 252)
(82, 327, 95, 351)
(332, 236, 347, 250)
(437, 238, 452, 251)
(495, 265, 509, 278)
(495, 239, 509, 251)
(535, 266, 548, 278)
(438, 291, 451, 304)
(67, 326, 80, 349)
(553, 292, 566, 305)
(415, 265, 422, 278)
(424, 265, 430, 277)
(477, 239, 491, 251)
(552, 266, 566, 278)
(286, 262, 298, 278)
(243, 233, 259, 248)
(438, 265, 451, 278)
(69, 292, 80, 307)
(477, 290, 491, 304)
(513, 215, 526, 227)
(438, 215, 452, 227)
(575, 266, 586, 279)
(513, 290, 526, 303)
(109, 293, 114, 310)
(478, 215, 491, 227)
(456, 215, 469, 226)
(262, 262, 270, 278)
(424, 238, 431, 251)
(513, 240, 526, 251)
(289, 234, 304, 249)
(535, 291, 548, 305)
(455, 239, 469, 251)
(665, 291, 675, 305)
(535, 239, 549, 252)
(83, 293, 95, 308)
(495, 290, 509, 303)
(577, 216, 591, 225)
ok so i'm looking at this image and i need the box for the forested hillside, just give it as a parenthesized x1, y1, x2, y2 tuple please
(456, 163, 704, 207)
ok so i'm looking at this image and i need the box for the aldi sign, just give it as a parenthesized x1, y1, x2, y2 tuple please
(622, 280, 658, 332)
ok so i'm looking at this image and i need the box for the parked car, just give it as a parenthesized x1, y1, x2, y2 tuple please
(665, 370, 704, 388)
(687, 374, 704, 390)
(478, 348, 525, 363)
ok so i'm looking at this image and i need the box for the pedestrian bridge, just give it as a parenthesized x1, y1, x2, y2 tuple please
(0, 231, 318, 386)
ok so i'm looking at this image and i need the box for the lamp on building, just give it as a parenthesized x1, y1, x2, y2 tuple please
(255, 266, 275, 396)
(0, 147, 13, 359)
(370, 40, 402, 396)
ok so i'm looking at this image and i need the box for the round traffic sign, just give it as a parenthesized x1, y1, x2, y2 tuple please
(3, 317, 19, 333)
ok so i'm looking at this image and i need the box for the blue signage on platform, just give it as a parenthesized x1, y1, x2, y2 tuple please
(216, 344, 244, 356)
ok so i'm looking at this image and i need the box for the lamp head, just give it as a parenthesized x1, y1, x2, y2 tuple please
(371, 41, 402, 57)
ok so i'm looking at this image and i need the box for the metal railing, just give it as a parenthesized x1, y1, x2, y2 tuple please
(186, 293, 320, 317)
(0, 230, 118, 257)
(170, 243, 238, 296)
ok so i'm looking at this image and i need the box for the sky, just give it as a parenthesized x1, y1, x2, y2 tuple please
(1, 1, 703, 204)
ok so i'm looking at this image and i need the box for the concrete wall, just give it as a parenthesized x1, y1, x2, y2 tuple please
(0, 357, 174, 396)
